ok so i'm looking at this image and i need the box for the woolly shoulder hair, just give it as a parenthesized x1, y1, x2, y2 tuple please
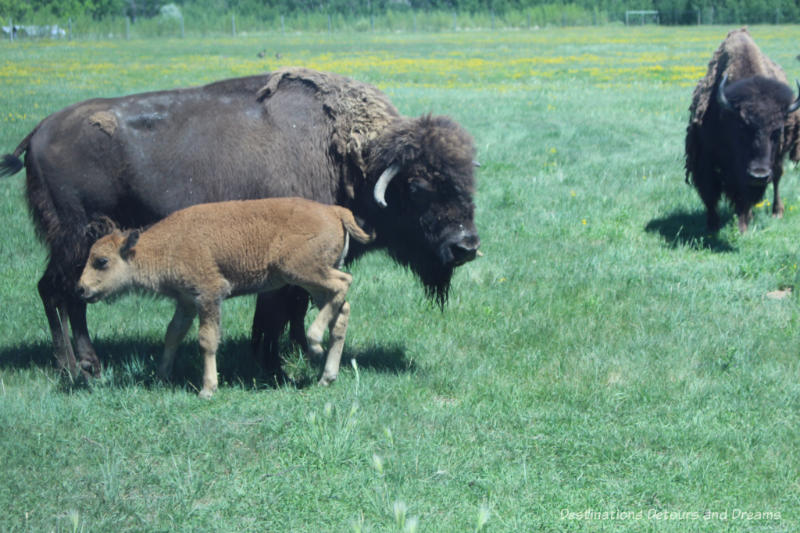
(689, 27, 788, 125)
(256, 67, 400, 180)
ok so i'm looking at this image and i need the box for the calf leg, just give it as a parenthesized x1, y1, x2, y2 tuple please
(319, 301, 350, 386)
(159, 300, 197, 381)
(303, 270, 352, 385)
(197, 301, 222, 399)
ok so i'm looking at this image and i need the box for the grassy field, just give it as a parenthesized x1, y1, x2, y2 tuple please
(2, 26, 800, 531)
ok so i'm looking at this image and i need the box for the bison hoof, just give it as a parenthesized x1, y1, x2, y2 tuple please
(318, 373, 338, 386)
(79, 358, 102, 378)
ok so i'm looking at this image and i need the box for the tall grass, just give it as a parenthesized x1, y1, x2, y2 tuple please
(1, 26, 799, 531)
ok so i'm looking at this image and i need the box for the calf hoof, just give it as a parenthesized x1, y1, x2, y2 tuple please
(198, 388, 215, 399)
(307, 342, 325, 360)
(318, 373, 338, 386)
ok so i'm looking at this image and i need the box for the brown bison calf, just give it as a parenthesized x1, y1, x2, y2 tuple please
(78, 197, 372, 398)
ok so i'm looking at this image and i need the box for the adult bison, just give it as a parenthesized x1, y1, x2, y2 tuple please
(0, 67, 480, 380)
(685, 28, 800, 232)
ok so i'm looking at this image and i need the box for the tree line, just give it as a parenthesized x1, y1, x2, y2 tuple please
(3, 0, 800, 25)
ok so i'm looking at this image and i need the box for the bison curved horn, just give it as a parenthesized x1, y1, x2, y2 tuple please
(717, 73, 735, 112)
(373, 164, 400, 208)
(788, 79, 800, 114)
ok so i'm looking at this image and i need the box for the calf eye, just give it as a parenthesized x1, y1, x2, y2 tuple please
(92, 257, 109, 270)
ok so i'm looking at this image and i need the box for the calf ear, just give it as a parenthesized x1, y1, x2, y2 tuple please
(120, 230, 140, 260)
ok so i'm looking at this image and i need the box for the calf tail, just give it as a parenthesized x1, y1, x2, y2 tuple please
(335, 207, 374, 244)
(0, 128, 35, 178)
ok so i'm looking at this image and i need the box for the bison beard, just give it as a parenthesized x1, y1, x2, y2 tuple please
(384, 229, 456, 309)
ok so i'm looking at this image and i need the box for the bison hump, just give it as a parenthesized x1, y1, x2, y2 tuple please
(255, 67, 399, 178)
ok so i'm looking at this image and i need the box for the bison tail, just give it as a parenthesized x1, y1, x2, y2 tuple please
(0, 128, 36, 178)
(336, 207, 374, 244)
(0, 153, 23, 178)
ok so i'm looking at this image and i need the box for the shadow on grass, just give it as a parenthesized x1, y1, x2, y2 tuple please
(345, 343, 415, 374)
(0, 336, 411, 393)
(644, 209, 736, 253)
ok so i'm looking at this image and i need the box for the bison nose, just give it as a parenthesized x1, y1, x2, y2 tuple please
(449, 231, 480, 266)
(747, 166, 771, 181)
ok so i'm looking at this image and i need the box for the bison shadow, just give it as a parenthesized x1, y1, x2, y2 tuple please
(644, 209, 735, 253)
(0, 336, 412, 392)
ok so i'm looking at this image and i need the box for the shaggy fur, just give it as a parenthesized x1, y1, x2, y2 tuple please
(685, 28, 800, 232)
(78, 198, 373, 397)
(0, 68, 480, 379)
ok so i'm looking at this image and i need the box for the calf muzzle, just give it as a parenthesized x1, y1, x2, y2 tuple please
(76, 284, 101, 303)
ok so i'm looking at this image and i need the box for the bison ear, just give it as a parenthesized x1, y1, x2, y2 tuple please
(86, 216, 118, 242)
(120, 230, 140, 261)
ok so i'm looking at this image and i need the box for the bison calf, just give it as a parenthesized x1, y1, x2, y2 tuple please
(78, 197, 372, 398)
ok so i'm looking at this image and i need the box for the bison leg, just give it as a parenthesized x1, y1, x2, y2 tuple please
(691, 159, 723, 231)
(37, 271, 80, 379)
(736, 207, 754, 233)
(698, 182, 723, 231)
(159, 299, 197, 382)
(66, 297, 102, 377)
(251, 287, 309, 378)
(196, 300, 222, 399)
(772, 177, 785, 219)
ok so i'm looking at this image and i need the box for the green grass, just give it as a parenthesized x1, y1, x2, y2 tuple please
(2, 26, 800, 531)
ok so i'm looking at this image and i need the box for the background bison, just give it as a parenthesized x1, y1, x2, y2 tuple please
(685, 27, 800, 232)
(0, 67, 480, 380)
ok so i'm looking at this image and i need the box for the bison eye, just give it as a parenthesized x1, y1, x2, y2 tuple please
(409, 179, 435, 205)
(92, 257, 109, 270)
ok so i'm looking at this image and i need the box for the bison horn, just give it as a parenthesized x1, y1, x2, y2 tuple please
(788, 79, 800, 114)
(717, 73, 735, 112)
(373, 164, 400, 208)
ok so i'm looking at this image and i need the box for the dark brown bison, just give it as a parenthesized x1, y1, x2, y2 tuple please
(685, 28, 800, 232)
(0, 67, 480, 380)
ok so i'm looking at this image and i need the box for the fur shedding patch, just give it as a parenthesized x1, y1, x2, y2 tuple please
(88, 111, 117, 137)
